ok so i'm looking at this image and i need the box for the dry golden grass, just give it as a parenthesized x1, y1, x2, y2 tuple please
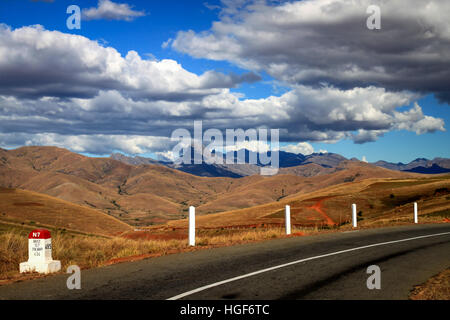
(0, 231, 28, 276)
(1, 217, 447, 285)
(0, 226, 311, 282)
(410, 268, 450, 300)
(0, 230, 186, 281)
(195, 226, 310, 246)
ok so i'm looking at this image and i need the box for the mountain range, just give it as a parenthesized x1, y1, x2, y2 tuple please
(111, 149, 351, 178)
(373, 158, 450, 174)
(111, 149, 450, 178)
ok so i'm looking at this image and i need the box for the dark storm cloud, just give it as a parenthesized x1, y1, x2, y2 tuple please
(172, 0, 450, 103)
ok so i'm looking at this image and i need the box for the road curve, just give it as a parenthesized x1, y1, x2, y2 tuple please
(0, 224, 449, 300)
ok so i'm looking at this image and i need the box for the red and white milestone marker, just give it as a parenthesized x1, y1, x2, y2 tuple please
(20, 229, 61, 274)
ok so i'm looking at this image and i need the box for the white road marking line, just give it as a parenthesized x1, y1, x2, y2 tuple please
(167, 231, 450, 300)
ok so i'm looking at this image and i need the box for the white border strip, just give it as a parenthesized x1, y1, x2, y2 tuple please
(167, 231, 450, 300)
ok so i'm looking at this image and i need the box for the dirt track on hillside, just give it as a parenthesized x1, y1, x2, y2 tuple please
(307, 197, 336, 226)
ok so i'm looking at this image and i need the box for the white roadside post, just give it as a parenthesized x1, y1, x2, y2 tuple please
(414, 202, 418, 224)
(352, 204, 357, 228)
(189, 206, 195, 246)
(20, 229, 61, 274)
(285, 205, 291, 235)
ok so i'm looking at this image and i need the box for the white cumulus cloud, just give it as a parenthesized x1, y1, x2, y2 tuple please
(83, 0, 146, 21)
(281, 142, 314, 155)
(0, 21, 445, 156)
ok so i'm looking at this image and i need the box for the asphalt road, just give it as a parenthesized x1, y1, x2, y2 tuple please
(0, 224, 449, 300)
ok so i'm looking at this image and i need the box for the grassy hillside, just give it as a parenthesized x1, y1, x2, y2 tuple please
(0, 146, 428, 225)
(0, 154, 447, 283)
(168, 175, 450, 229)
(0, 188, 132, 236)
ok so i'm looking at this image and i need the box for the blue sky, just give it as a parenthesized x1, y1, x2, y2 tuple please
(0, 0, 449, 163)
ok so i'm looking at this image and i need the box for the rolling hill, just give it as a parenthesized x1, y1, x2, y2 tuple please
(0, 146, 430, 226)
(0, 187, 131, 236)
(168, 174, 450, 230)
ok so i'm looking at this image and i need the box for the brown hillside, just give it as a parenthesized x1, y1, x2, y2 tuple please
(0, 146, 426, 226)
(168, 175, 450, 229)
(0, 187, 132, 236)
